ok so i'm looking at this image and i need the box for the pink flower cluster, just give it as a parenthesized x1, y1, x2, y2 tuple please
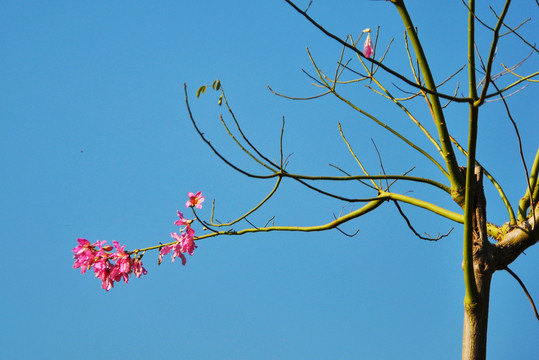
(73, 191, 205, 291)
(159, 191, 205, 266)
(73, 239, 147, 291)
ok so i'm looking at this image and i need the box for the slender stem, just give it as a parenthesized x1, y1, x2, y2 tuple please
(195, 199, 386, 240)
(381, 192, 463, 223)
(485, 71, 539, 99)
(283, 172, 452, 193)
(331, 90, 448, 176)
(475, 0, 512, 106)
(368, 74, 446, 171)
(283, 0, 473, 103)
(463, 112, 480, 305)
(185, 84, 274, 179)
(219, 115, 276, 172)
(338, 123, 380, 190)
(391, 0, 465, 195)
(463, 0, 480, 305)
(210, 176, 283, 227)
(518, 147, 539, 220)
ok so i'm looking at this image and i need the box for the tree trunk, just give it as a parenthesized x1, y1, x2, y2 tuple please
(462, 167, 495, 360)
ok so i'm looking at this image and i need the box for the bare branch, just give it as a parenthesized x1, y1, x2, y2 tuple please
(485, 71, 539, 98)
(394, 200, 454, 241)
(221, 88, 281, 169)
(371, 138, 390, 190)
(460, 0, 495, 32)
(185, 83, 273, 179)
(330, 87, 450, 177)
(504, 266, 539, 321)
(283, 0, 473, 104)
(491, 9, 539, 54)
(332, 211, 360, 237)
(475, 0, 512, 106)
(193, 199, 387, 241)
(490, 80, 535, 225)
(210, 177, 283, 228)
(267, 85, 331, 100)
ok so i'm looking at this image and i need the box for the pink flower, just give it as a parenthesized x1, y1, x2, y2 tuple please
(170, 232, 188, 265)
(72, 238, 96, 274)
(174, 211, 192, 227)
(93, 250, 114, 291)
(158, 245, 172, 265)
(109, 240, 132, 283)
(185, 191, 205, 209)
(101, 272, 114, 291)
(93, 249, 111, 281)
(132, 258, 147, 278)
(174, 211, 195, 239)
(363, 33, 373, 58)
(172, 231, 197, 257)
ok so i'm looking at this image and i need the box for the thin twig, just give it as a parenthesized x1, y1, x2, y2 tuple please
(332, 213, 360, 237)
(305, 0, 313, 12)
(371, 138, 390, 191)
(283, 0, 473, 104)
(491, 80, 535, 226)
(185, 83, 273, 179)
(221, 89, 280, 169)
(394, 201, 454, 241)
(268, 85, 331, 100)
(504, 266, 539, 321)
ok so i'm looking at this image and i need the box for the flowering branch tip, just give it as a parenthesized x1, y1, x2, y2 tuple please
(74, 191, 205, 291)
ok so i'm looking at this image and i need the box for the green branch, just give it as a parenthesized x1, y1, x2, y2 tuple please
(462, 0, 480, 305)
(331, 90, 448, 176)
(381, 191, 463, 223)
(485, 71, 539, 99)
(196, 199, 385, 240)
(391, 0, 465, 198)
(210, 176, 283, 227)
(283, 0, 473, 104)
(475, 0, 512, 106)
(281, 172, 452, 194)
(518, 147, 539, 221)
(366, 74, 447, 175)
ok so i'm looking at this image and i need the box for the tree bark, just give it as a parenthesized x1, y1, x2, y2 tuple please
(462, 167, 495, 360)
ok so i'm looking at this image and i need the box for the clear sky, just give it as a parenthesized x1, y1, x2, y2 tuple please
(1, 1, 537, 359)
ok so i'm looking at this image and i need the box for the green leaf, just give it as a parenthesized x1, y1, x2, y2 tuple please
(196, 85, 207, 98)
(218, 94, 223, 106)
(212, 79, 221, 91)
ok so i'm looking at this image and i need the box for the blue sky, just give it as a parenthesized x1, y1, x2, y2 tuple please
(1, 1, 537, 359)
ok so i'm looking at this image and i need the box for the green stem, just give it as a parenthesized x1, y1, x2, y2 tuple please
(518, 147, 539, 221)
(196, 199, 386, 240)
(484, 71, 539, 99)
(283, 173, 451, 194)
(210, 176, 283, 227)
(381, 192, 463, 223)
(463, 0, 480, 305)
(331, 90, 448, 176)
(391, 0, 464, 195)
(475, 0, 512, 106)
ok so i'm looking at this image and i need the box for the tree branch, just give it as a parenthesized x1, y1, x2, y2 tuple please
(391, 0, 465, 198)
(475, 0, 512, 106)
(504, 266, 539, 321)
(282, 0, 473, 103)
